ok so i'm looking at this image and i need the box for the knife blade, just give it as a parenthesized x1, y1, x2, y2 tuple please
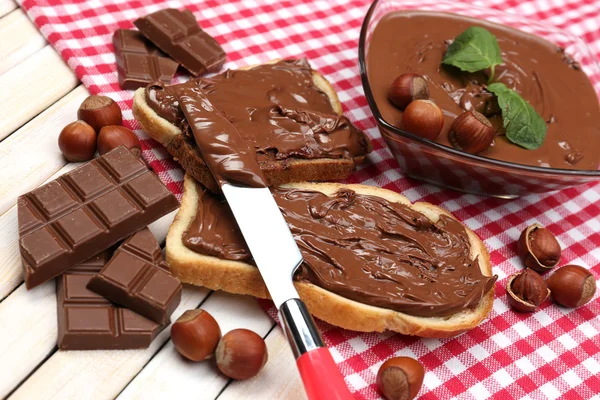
(221, 184, 302, 308)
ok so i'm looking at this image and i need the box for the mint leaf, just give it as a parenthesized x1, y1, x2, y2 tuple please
(442, 27, 503, 81)
(488, 83, 547, 150)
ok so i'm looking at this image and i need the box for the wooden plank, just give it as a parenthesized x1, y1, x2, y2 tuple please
(117, 292, 273, 400)
(8, 286, 210, 400)
(0, 9, 46, 75)
(0, 211, 179, 399)
(0, 85, 89, 217)
(0, 281, 57, 398)
(0, 0, 17, 18)
(0, 163, 79, 301)
(219, 328, 306, 400)
(0, 45, 78, 141)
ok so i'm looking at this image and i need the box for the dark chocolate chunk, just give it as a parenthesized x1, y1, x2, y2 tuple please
(57, 251, 163, 350)
(134, 9, 226, 76)
(87, 228, 182, 324)
(18, 146, 179, 289)
(113, 29, 179, 90)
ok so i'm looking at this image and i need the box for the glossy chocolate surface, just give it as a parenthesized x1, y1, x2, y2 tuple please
(183, 185, 496, 318)
(88, 228, 182, 325)
(182, 187, 250, 260)
(145, 59, 371, 165)
(134, 9, 225, 76)
(113, 29, 179, 90)
(57, 251, 163, 350)
(367, 11, 600, 170)
(173, 81, 268, 187)
(18, 147, 179, 289)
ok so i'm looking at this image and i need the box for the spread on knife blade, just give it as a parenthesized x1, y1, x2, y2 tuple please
(173, 81, 268, 188)
(145, 59, 371, 164)
(183, 186, 497, 318)
(367, 11, 600, 170)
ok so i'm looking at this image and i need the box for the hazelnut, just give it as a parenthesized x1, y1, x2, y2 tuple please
(78, 95, 123, 132)
(58, 120, 97, 162)
(97, 126, 141, 155)
(401, 99, 444, 141)
(171, 309, 221, 361)
(376, 356, 424, 400)
(547, 265, 596, 308)
(448, 111, 495, 154)
(388, 73, 430, 110)
(216, 329, 268, 380)
(518, 224, 561, 273)
(506, 268, 550, 312)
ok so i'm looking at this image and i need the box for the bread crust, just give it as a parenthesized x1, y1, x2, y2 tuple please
(132, 61, 366, 192)
(166, 175, 495, 337)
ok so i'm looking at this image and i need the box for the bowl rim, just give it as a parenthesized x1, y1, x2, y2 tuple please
(358, 0, 600, 177)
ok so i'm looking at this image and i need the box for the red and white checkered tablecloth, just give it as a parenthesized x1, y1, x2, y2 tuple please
(20, 0, 600, 398)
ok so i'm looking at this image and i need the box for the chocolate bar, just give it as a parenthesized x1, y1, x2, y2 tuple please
(18, 146, 179, 289)
(87, 228, 182, 324)
(134, 9, 226, 76)
(57, 251, 163, 350)
(113, 29, 179, 90)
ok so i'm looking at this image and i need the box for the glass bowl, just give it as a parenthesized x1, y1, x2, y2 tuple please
(359, 0, 600, 198)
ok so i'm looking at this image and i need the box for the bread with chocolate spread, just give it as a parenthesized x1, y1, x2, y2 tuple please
(166, 175, 496, 338)
(133, 59, 372, 192)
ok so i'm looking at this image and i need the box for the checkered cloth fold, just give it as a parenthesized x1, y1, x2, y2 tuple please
(21, 0, 600, 398)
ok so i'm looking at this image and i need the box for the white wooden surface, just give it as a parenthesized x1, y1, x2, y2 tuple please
(0, 4, 305, 399)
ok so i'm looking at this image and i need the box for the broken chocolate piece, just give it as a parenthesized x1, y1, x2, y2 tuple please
(88, 228, 182, 325)
(113, 29, 179, 90)
(57, 251, 163, 350)
(18, 146, 179, 289)
(134, 9, 226, 76)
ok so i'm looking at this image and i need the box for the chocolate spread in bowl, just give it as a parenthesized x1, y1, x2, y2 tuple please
(145, 59, 371, 163)
(367, 11, 600, 170)
(183, 185, 497, 318)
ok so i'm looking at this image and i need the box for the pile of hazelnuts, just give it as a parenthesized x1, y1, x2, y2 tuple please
(389, 73, 496, 154)
(507, 224, 597, 312)
(58, 95, 141, 162)
(170, 309, 268, 380)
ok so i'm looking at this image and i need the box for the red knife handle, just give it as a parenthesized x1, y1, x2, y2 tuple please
(279, 299, 354, 400)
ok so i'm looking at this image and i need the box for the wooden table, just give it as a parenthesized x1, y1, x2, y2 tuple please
(0, 2, 307, 398)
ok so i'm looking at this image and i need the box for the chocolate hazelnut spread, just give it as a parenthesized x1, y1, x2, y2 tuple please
(145, 59, 371, 164)
(367, 11, 600, 170)
(174, 82, 268, 187)
(182, 185, 497, 318)
(183, 188, 249, 260)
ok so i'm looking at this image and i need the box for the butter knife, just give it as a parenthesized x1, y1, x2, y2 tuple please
(175, 84, 353, 399)
(222, 184, 353, 400)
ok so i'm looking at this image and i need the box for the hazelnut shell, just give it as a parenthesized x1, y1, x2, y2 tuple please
(448, 111, 495, 154)
(171, 309, 221, 361)
(547, 265, 596, 308)
(216, 329, 268, 380)
(376, 356, 424, 400)
(97, 125, 141, 155)
(77, 95, 123, 132)
(58, 120, 97, 162)
(506, 269, 550, 313)
(388, 73, 430, 110)
(401, 99, 444, 141)
(518, 224, 561, 273)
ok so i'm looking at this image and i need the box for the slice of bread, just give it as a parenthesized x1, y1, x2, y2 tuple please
(133, 60, 371, 192)
(166, 175, 495, 338)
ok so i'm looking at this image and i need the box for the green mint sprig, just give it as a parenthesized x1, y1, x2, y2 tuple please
(487, 83, 547, 150)
(442, 27, 503, 82)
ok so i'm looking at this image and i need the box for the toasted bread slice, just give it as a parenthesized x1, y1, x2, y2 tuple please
(133, 60, 370, 192)
(166, 175, 495, 338)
